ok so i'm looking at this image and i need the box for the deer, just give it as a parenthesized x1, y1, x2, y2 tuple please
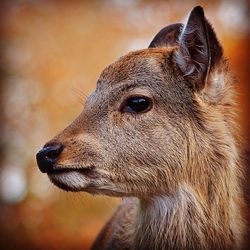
(36, 6, 246, 249)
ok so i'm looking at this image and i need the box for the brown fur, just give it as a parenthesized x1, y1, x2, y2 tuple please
(38, 6, 245, 249)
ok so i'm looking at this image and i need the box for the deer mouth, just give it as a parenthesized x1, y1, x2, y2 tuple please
(47, 165, 96, 192)
(46, 165, 95, 176)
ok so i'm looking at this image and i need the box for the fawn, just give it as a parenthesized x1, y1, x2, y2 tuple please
(36, 6, 245, 249)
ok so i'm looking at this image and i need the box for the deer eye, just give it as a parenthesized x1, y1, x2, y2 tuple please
(122, 96, 152, 113)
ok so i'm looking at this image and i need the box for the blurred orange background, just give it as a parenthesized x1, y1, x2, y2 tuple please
(0, 1, 249, 249)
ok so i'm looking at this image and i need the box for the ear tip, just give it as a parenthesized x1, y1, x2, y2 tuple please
(191, 6, 205, 17)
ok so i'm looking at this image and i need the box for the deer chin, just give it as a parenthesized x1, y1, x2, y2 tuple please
(47, 166, 133, 197)
(47, 165, 96, 192)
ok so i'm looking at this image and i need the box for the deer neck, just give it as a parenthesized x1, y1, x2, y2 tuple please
(131, 182, 242, 250)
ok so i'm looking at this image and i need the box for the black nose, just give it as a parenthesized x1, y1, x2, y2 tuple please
(36, 142, 64, 173)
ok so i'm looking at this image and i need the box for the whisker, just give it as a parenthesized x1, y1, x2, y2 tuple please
(103, 196, 116, 210)
(68, 81, 89, 105)
(72, 86, 87, 105)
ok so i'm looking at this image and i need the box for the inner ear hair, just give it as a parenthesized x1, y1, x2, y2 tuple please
(174, 6, 223, 92)
(175, 6, 210, 90)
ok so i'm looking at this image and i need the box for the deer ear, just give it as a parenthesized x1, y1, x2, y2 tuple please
(149, 23, 183, 48)
(174, 6, 223, 91)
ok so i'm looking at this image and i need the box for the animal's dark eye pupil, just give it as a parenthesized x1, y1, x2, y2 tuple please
(126, 97, 151, 113)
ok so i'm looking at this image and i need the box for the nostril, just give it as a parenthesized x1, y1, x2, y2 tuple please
(44, 143, 64, 161)
(36, 142, 64, 173)
(46, 149, 60, 159)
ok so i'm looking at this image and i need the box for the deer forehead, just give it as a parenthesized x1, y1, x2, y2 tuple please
(97, 48, 174, 88)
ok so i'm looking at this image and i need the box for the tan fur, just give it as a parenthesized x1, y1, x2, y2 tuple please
(39, 8, 246, 250)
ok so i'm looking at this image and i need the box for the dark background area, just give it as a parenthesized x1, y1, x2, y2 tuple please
(0, 0, 249, 249)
